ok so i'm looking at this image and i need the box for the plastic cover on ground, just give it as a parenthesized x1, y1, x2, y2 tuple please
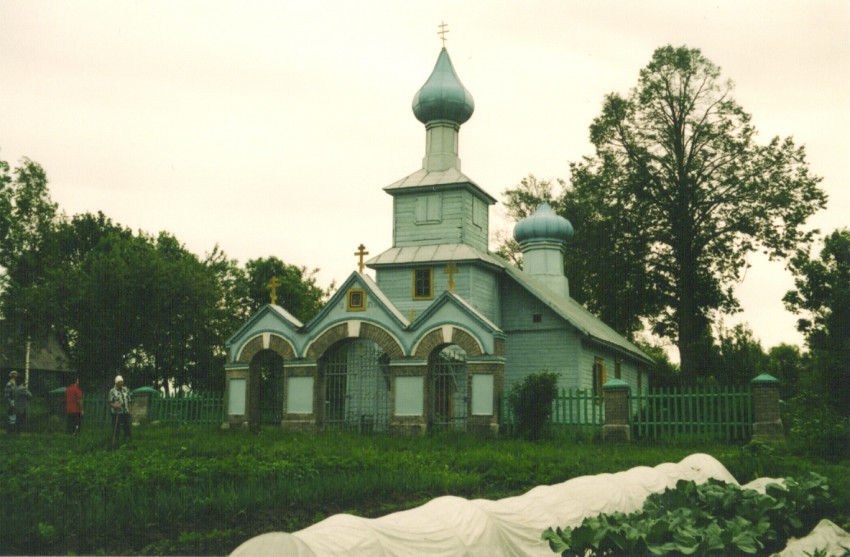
(230, 453, 846, 556)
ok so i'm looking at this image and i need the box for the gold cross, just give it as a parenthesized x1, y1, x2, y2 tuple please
(266, 276, 280, 305)
(444, 261, 458, 293)
(438, 21, 449, 47)
(354, 244, 369, 273)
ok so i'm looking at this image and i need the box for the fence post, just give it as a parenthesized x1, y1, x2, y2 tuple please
(750, 373, 784, 443)
(603, 379, 631, 443)
(130, 387, 159, 425)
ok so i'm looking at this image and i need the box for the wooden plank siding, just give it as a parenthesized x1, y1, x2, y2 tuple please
(392, 190, 489, 251)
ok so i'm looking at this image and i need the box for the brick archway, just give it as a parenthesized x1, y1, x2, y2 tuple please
(236, 333, 296, 364)
(305, 321, 405, 361)
(413, 326, 484, 359)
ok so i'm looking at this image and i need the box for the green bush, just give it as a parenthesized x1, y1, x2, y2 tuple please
(543, 473, 832, 556)
(782, 390, 850, 462)
(508, 372, 559, 440)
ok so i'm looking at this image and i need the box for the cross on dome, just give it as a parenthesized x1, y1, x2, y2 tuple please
(437, 21, 449, 47)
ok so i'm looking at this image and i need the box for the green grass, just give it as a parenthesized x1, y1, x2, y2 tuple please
(1, 424, 847, 556)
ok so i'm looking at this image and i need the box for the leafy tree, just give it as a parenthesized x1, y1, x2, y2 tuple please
(0, 157, 59, 351)
(784, 228, 850, 414)
(244, 256, 330, 323)
(765, 343, 805, 400)
(0, 157, 57, 272)
(509, 45, 825, 378)
(712, 323, 767, 385)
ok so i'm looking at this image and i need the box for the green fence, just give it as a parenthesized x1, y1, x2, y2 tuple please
(501, 388, 604, 434)
(149, 394, 224, 424)
(631, 385, 752, 442)
(80, 393, 224, 425)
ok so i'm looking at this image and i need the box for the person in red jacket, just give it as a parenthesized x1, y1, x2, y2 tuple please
(65, 376, 83, 435)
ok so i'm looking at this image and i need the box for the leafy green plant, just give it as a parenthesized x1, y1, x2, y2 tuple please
(508, 372, 559, 439)
(542, 473, 831, 556)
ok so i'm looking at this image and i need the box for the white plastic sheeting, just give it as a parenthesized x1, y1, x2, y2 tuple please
(230, 453, 845, 556)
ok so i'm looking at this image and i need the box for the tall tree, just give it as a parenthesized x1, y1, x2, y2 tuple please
(244, 257, 329, 323)
(784, 229, 850, 414)
(567, 45, 825, 377)
(713, 324, 767, 386)
(0, 157, 63, 378)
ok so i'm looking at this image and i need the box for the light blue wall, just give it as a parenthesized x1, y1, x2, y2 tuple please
(392, 188, 489, 251)
(375, 263, 500, 326)
(499, 277, 582, 391)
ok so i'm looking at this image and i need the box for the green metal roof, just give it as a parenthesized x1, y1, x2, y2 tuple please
(514, 203, 574, 244)
(412, 48, 474, 125)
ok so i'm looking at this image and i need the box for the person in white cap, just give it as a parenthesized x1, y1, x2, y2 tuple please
(108, 375, 132, 446)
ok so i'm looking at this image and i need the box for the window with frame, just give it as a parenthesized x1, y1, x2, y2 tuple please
(592, 357, 607, 401)
(346, 288, 366, 311)
(614, 357, 622, 379)
(413, 268, 433, 299)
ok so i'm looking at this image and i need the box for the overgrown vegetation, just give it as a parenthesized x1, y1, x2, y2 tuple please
(507, 371, 559, 439)
(1, 426, 847, 556)
(543, 473, 832, 556)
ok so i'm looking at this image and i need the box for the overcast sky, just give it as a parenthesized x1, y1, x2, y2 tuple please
(2, 1, 848, 352)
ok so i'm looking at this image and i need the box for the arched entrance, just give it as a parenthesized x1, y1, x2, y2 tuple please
(249, 349, 285, 426)
(319, 338, 390, 432)
(429, 344, 468, 431)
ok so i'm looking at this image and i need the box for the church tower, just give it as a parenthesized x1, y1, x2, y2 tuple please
(369, 47, 501, 322)
(382, 48, 496, 251)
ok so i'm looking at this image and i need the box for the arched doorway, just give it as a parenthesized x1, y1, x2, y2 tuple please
(249, 349, 285, 426)
(319, 338, 390, 432)
(430, 344, 468, 431)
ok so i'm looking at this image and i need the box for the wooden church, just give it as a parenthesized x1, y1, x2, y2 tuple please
(224, 46, 654, 434)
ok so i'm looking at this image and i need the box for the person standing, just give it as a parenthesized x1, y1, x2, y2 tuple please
(13, 380, 32, 433)
(65, 376, 84, 435)
(109, 375, 132, 446)
(4, 371, 18, 433)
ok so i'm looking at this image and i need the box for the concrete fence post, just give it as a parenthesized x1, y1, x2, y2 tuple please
(750, 373, 784, 443)
(603, 379, 631, 443)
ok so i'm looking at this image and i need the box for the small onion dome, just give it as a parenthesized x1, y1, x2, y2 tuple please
(412, 48, 475, 125)
(513, 203, 574, 244)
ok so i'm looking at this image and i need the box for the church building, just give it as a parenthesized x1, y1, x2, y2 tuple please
(224, 46, 654, 434)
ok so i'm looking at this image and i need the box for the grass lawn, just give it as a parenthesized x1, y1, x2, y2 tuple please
(1, 424, 847, 556)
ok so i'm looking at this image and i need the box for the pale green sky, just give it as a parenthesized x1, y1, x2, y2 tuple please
(2, 0, 848, 351)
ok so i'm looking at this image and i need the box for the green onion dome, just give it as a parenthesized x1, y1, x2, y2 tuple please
(513, 203, 574, 244)
(412, 48, 475, 125)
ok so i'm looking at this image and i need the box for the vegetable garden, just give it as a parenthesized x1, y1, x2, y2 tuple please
(1, 424, 847, 556)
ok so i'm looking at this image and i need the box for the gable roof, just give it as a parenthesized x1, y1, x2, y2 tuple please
(500, 264, 654, 366)
(302, 272, 409, 332)
(410, 290, 503, 335)
(225, 304, 304, 348)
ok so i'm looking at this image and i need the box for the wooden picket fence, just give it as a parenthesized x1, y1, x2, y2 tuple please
(148, 394, 224, 424)
(501, 384, 752, 441)
(81, 393, 224, 425)
(630, 385, 752, 442)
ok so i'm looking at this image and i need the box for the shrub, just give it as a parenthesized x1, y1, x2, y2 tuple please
(782, 390, 850, 462)
(508, 372, 559, 440)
